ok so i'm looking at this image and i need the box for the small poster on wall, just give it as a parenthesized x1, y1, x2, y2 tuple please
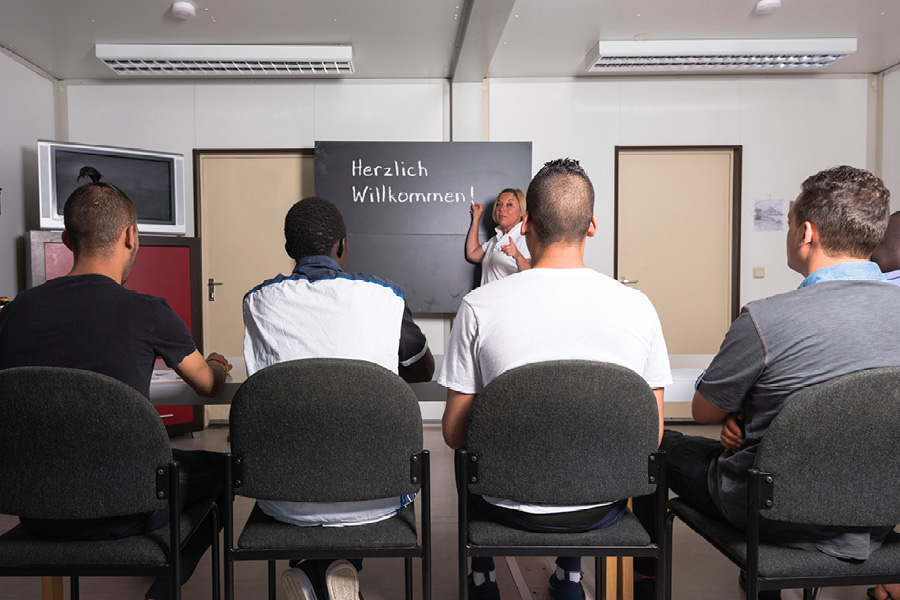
(753, 198, 784, 231)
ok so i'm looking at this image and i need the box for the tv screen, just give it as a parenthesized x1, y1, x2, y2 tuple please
(38, 140, 186, 236)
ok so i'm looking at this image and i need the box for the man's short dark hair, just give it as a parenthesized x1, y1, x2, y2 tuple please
(63, 167, 137, 257)
(284, 197, 347, 260)
(794, 165, 891, 259)
(525, 158, 595, 245)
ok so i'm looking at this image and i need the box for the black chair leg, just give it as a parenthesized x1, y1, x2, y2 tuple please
(71, 576, 79, 600)
(599, 557, 608, 600)
(594, 557, 602, 600)
(268, 560, 276, 600)
(211, 507, 221, 600)
(405, 556, 413, 600)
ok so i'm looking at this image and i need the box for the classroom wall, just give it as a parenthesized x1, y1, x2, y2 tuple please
(488, 76, 870, 306)
(0, 70, 882, 330)
(883, 68, 900, 211)
(0, 52, 55, 300)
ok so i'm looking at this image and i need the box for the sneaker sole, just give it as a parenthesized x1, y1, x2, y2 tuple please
(282, 568, 317, 600)
(325, 560, 359, 600)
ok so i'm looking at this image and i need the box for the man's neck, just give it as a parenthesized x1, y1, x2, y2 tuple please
(67, 257, 123, 284)
(529, 241, 587, 269)
(802, 254, 869, 278)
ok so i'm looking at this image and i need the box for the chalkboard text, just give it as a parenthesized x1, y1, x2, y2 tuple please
(352, 185, 475, 204)
(351, 159, 428, 178)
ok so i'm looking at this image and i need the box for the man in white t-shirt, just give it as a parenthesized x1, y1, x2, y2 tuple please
(437, 158, 672, 600)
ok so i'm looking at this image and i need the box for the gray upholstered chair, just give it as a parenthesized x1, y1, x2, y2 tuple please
(0, 366, 220, 600)
(224, 358, 431, 600)
(457, 360, 666, 600)
(666, 366, 900, 600)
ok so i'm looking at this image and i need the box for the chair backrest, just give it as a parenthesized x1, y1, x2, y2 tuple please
(0, 366, 172, 519)
(754, 366, 900, 526)
(229, 358, 423, 502)
(465, 360, 658, 504)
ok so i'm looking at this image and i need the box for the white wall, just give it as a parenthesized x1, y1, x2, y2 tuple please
(489, 75, 870, 306)
(0, 52, 55, 299)
(883, 69, 900, 211)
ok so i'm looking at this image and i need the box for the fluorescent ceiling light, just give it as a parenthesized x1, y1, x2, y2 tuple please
(95, 44, 354, 76)
(585, 38, 857, 73)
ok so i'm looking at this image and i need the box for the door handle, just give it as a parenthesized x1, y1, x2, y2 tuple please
(208, 278, 223, 301)
(618, 278, 639, 285)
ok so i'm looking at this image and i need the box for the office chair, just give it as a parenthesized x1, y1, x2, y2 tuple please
(224, 358, 431, 600)
(457, 360, 666, 600)
(666, 366, 900, 600)
(0, 366, 220, 600)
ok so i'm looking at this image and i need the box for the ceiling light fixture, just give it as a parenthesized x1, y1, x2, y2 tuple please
(585, 38, 857, 73)
(95, 44, 354, 76)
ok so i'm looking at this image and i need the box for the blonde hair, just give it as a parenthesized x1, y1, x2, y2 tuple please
(493, 188, 527, 220)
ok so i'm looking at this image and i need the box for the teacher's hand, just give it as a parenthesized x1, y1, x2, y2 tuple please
(470, 203, 484, 220)
(500, 238, 521, 259)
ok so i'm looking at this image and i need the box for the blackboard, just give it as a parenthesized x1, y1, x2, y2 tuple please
(314, 141, 533, 312)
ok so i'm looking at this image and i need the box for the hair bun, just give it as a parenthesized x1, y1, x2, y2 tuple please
(77, 166, 103, 184)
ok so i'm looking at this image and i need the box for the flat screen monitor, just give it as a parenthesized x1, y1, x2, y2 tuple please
(38, 139, 186, 236)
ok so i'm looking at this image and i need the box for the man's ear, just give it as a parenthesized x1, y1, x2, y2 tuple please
(520, 213, 530, 234)
(337, 237, 347, 259)
(586, 215, 598, 238)
(801, 220, 816, 246)
(61, 230, 72, 251)
(123, 225, 137, 250)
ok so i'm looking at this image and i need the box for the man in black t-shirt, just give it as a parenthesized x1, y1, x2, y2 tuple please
(0, 168, 230, 600)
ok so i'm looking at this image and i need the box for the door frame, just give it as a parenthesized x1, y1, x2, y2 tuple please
(613, 145, 743, 322)
(192, 148, 316, 239)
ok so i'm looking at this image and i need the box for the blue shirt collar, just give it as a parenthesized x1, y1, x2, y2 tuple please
(293, 255, 343, 275)
(798, 261, 886, 288)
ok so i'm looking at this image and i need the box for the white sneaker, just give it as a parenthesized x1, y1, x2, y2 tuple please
(282, 566, 318, 600)
(325, 559, 360, 600)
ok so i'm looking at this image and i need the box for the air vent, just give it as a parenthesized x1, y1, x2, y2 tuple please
(586, 39, 857, 73)
(96, 44, 354, 77)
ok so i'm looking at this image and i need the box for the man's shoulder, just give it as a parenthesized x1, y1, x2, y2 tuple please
(244, 269, 406, 303)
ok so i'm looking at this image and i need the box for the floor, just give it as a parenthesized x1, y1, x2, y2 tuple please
(0, 423, 879, 600)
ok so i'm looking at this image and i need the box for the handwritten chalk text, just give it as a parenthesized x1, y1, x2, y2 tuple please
(352, 185, 474, 204)
(352, 159, 428, 178)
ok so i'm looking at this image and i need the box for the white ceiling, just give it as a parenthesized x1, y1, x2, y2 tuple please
(1, 0, 899, 82)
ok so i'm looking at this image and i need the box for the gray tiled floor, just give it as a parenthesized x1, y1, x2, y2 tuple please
(0, 423, 878, 600)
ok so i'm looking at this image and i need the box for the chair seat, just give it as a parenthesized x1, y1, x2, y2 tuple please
(0, 499, 215, 567)
(237, 502, 418, 550)
(468, 505, 651, 548)
(669, 498, 900, 579)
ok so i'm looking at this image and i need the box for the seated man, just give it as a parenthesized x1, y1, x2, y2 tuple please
(438, 158, 672, 600)
(871, 210, 900, 285)
(0, 167, 230, 600)
(242, 196, 434, 600)
(636, 165, 900, 599)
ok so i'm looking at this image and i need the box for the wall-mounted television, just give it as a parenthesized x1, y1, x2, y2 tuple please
(38, 139, 187, 236)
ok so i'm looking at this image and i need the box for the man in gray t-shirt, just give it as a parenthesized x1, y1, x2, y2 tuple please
(638, 166, 899, 571)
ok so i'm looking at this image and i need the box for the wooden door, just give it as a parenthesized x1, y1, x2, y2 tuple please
(196, 151, 314, 419)
(616, 148, 740, 418)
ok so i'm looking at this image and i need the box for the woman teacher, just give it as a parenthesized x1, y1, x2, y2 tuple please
(465, 188, 531, 286)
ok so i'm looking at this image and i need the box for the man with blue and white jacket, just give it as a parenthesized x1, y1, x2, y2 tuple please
(243, 196, 434, 600)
